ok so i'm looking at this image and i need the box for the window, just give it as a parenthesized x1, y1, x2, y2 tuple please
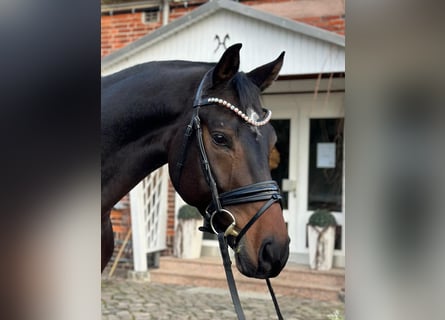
(142, 9, 159, 24)
(308, 118, 344, 212)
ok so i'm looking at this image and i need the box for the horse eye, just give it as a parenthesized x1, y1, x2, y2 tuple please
(212, 133, 229, 146)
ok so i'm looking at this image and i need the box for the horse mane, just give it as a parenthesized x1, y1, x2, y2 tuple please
(232, 72, 262, 113)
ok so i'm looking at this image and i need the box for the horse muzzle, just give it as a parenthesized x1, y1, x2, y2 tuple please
(255, 236, 290, 278)
(204, 181, 290, 278)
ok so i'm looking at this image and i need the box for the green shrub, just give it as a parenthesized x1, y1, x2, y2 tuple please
(327, 310, 344, 320)
(308, 209, 337, 227)
(177, 205, 201, 220)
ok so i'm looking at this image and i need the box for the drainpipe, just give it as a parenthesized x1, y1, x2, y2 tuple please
(162, 0, 169, 26)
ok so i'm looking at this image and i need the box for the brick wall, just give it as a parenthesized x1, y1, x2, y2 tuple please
(103, 196, 133, 276)
(163, 180, 176, 256)
(299, 15, 345, 35)
(101, 0, 345, 58)
(101, 12, 162, 57)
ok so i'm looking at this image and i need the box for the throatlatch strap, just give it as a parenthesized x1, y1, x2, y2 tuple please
(218, 233, 246, 320)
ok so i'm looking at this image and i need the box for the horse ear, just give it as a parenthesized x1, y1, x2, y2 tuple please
(247, 51, 285, 91)
(212, 43, 242, 85)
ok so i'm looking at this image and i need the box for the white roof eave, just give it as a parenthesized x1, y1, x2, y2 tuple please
(101, 0, 344, 72)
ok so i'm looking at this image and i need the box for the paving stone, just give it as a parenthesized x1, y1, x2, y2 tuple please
(102, 277, 344, 319)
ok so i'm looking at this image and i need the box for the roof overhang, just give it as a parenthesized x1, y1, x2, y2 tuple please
(102, 0, 345, 76)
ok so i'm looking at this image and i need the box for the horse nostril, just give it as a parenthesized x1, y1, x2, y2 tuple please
(259, 239, 279, 271)
(260, 240, 275, 264)
(258, 238, 290, 278)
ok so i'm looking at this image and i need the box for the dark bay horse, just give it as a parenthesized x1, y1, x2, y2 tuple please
(102, 44, 290, 279)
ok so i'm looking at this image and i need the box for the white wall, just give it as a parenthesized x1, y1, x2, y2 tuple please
(102, 10, 344, 76)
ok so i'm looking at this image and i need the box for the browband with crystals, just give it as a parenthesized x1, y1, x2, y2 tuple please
(205, 97, 272, 127)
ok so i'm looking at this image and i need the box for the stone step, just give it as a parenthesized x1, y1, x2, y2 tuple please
(154, 257, 344, 287)
(149, 257, 344, 301)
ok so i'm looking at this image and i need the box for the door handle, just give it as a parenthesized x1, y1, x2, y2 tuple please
(282, 179, 297, 197)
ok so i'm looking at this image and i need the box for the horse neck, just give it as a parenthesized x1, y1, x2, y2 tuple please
(101, 62, 212, 213)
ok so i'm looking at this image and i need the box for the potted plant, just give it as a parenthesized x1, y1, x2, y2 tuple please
(174, 205, 203, 259)
(307, 209, 337, 270)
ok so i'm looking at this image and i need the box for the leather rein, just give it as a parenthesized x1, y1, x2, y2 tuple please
(175, 69, 284, 319)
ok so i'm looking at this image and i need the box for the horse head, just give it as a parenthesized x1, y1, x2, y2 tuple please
(169, 44, 289, 279)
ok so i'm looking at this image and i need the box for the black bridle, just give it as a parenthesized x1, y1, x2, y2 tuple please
(175, 69, 284, 319)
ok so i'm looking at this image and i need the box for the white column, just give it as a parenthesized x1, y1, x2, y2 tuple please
(162, 0, 169, 26)
(130, 185, 147, 272)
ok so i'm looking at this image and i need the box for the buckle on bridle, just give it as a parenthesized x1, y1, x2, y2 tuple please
(209, 209, 239, 237)
(224, 222, 239, 238)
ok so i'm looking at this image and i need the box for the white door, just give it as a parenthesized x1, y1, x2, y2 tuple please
(266, 89, 345, 267)
(267, 101, 298, 261)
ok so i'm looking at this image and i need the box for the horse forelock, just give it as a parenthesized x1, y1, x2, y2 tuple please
(232, 72, 262, 114)
(232, 73, 268, 138)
